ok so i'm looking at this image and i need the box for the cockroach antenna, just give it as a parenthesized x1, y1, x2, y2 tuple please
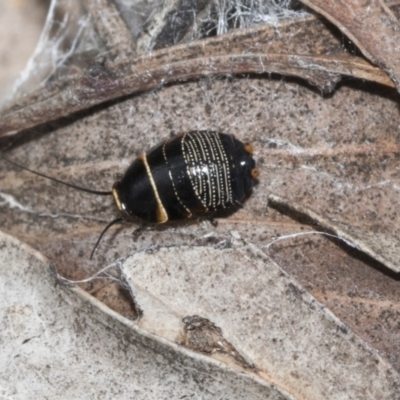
(1, 156, 120, 258)
(90, 216, 124, 259)
(1, 156, 112, 196)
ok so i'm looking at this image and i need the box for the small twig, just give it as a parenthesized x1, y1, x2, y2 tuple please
(83, 0, 136, 60)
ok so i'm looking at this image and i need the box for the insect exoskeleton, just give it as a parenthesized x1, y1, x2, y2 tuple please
(112, 130, 258, 223)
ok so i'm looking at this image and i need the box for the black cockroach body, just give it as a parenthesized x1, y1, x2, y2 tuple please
(113, 130, 258, 223)
(3, 130, 258, 257)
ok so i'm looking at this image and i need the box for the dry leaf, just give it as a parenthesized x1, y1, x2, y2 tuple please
(300, 0, 400, 90)
(1, 1, 400, 398)
(269, 194, 400, 273)
(0, 231, 294, 399)
(0, 12, 394, 136)
(120, 241, 400, 399)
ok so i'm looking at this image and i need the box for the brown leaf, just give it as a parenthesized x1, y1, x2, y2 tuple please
(0, 231, 292, 399)
(300, 0, 400, 91)
(1, 1, 400, 396)
(119, 242, 400, 399)
(269, 194, 400, 273)
(0, 15, 393, 137)
(2, 69, 400, 373)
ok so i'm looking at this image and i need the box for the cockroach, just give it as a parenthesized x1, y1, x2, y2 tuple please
(3, 130, 258, 258)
